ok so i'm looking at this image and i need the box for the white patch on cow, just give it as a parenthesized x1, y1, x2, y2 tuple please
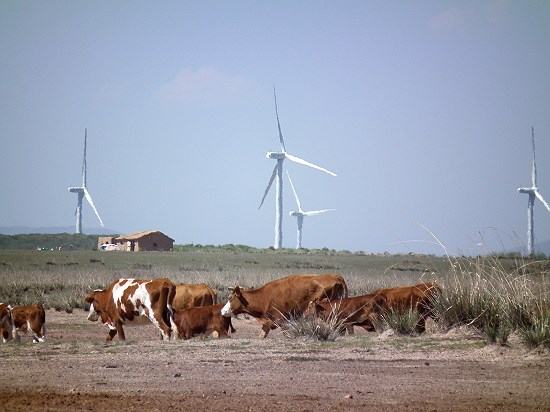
(221, 301, 233, 317)
(87, 302, 99, 322)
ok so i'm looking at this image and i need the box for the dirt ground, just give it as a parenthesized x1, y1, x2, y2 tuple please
(0, 310, 549, 412)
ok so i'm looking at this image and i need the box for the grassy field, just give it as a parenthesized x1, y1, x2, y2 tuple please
(0, 247, 549, 349)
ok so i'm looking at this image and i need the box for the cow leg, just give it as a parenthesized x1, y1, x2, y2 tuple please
(106, 321, 125, 341)
(31, 324, 45, 343)
(259, 324, 271, 338)
(105, 328, 117, 341)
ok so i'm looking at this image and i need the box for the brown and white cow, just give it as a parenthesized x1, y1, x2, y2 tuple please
(174, 303, 235, 340)
(84, 278, 176, 341)
(0, 303, 13, 343)
(306, 293, 387, 334)
(221, 273, 348, 338)
(172, 283, 218, 311)
(9, 304, 47, 343)
(370, 282, 442, 332)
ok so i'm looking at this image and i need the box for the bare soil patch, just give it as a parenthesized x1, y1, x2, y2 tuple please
(0, 310, 549, 411)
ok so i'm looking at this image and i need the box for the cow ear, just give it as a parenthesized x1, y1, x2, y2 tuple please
(84, 295, 94, 304)
(228, 286, 241, 294)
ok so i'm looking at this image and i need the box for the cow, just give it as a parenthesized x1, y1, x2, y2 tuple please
(174, 303, 235, 340)
(84, 278, 176, 341)
(0, 303, 13, 343)
(369, 282, 442, 332)
(221, 273, 348, 338)
(306, 293, 387, 334)
(172, 283, 218, 311)
(9, 304, 47, 343)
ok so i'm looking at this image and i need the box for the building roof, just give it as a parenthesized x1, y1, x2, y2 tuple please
(116, 230, 174, 242)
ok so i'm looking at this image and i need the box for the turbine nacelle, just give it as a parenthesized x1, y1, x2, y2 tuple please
(266, 151, 286, 160)
(68, 187, 84, 193)
(518, 187, 535, 194)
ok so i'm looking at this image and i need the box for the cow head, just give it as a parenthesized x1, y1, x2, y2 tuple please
(84, 292, 100, 322)
(221, 286, 248, 317)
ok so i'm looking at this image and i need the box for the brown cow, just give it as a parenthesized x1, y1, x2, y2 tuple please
(10, 304, 47, 343)
(84, 278, 176, 341)
(174, 303, 235, 340)
(221, 273, 348, 338)
(306, 293, 387, 334)
(172, 283, 218, 311)
(370, 282, 442, 332)
(0, 303, 13, 343)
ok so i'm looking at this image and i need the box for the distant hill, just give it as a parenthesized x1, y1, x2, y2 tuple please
(0, 233, 116, 250)
(0, 226, 119, 236)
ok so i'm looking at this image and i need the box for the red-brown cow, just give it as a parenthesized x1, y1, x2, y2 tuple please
(306, 293, 387, 333)
(370, 282, 442, 332)
(0, 303, 13, 343)
(84, 278, 176, 341)
(221, 273, 348, 338)
(10, 304, 47, 343)
(173, 283, 218, 311)
(174, 303, 235, 340)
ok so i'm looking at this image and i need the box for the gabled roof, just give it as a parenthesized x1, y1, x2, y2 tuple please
(116, 230, 174, 242)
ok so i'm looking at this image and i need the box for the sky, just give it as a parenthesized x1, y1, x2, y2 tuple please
(1, 1, 550, 256)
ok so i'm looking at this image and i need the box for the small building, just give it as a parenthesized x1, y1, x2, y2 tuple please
(98, 230, 174, 252)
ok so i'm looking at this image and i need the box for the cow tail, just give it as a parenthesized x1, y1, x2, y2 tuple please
(341, 277, 349, 298)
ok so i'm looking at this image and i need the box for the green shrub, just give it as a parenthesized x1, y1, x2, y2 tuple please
(278, 314, 343, 341)
(379, 307, 422, 335)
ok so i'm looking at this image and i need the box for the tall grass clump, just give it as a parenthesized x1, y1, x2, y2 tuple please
(377, 307, 423, 336)
(432, 252, 549, 346)
(277, 313, 344, 342)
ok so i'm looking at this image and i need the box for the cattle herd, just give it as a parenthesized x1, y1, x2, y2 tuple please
(0, 274, 442, 343)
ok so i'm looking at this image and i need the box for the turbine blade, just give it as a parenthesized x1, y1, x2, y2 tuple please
(82, 128, 88, 187)
(83, 187, 104, 226)
(273, 86, 286, 152)
(286, 170, 302, 212)
(534, 190, 550, 212)
(259, 164, 278, 209)
(304, 209, 336, 216)
(531, 126, 537, 187)
(285, 152, 337, 176)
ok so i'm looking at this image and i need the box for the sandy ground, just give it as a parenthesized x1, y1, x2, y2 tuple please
(0, 309, 549, 411)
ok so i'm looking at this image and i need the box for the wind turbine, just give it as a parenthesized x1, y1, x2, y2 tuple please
(287, 171, 335, 249)
(517, 127, 550, 255)
(258, 88, 337, 249)
(68, 129, 104, 234)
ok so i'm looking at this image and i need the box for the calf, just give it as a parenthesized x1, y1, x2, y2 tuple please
(10, 304, 46, 343)
(370, 282, 442, 332)
(0, 303, 13, 343)
(307, 293, 387, 334)
(174, 304, 235, 340)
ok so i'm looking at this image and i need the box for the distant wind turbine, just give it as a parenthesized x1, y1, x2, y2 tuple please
(68, 129, 104, 234)
(287, 171, 335, 249)
(517, 126, 550, 255)
(258, 88, 337, 249)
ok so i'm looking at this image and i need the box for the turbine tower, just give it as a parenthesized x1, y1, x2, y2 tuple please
(68, 129, 104, 234)
(517, 127, 550, 255)
(287, 171, 335, 249)
(258, 88, 337, 249)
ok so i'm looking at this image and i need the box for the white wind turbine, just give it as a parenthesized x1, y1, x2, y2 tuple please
(258, 88, 337, 249)
(68, 129, 104, 234)
(517, 127, 550, 255)
(287, 171, 335, 249)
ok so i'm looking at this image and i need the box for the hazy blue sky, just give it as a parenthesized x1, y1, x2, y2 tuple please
(1, 1, 549, 255)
